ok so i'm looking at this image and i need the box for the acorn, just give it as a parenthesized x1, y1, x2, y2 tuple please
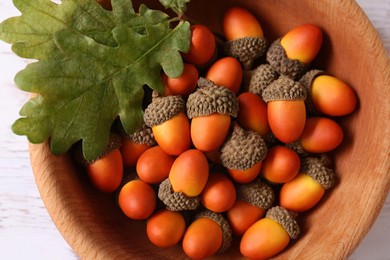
(262, 76, 307, 144)
(120, 123, 156, 168)
(279, 157, 335, 212)
(144, 93, 191, 155)
(266, 38, 309, 79)
(227, 179, 275, 236)
(184, 210, 233, 256)
(223, 7, 268, 69)
(242, 63, 279, 96)
(266, 206, 300, 240)
(158, 178, 200, 211)
(80, 133, 124, 193)
(186, 77, 239, 152)
(266, 24, 323, 79)
(240, 205, 300, 259)
(300, 69, 357, 117)
(220, 124, 268, 183)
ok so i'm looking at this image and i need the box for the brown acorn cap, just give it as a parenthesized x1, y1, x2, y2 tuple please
(285, 140, 311, 158)
(236, 179, 275, 209)
(266, 38, 309, 79)
(125, 123, 156, 146)
(262, 76, 306, 102)
(195, 210, 232, 253)
(220, 124, 268, 170)
(158, 178, 200, 211)
(143, 95, 186, 127)
(266, 206, 300, 240)
(186, 77, 239, 119)
(224, 36, 267, 70)
(243, 64, 279, 96)
(262, 130, 280, 148)
(301, 157, 335, 190)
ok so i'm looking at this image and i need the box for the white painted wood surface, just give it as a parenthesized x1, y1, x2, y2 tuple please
(0, 1, 388, 259)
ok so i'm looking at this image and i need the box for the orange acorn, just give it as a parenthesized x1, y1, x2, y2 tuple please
(182, 24, 216, 67)
(182, 210, 232, 259)
(162, 63, 199, 97)
(85, 134, 123, 193)
(144, 93, 191, 156)
(279, 157, 335, 212)
(223, 6, 267, 69)
(267, 24, 323, 79)
(262, 76, 307, 144)
(237, 92, 270, 136)
(300, 70, 357, 116)
(206, 56, 243, 94)
(299, 116, 344, 153)
(120, 123, 156, 168)
(168, 149, 209, 197)
(187, 77, 239, 152)
(240, 206, 300, 259)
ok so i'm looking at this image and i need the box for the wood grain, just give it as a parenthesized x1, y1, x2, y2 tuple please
(1, 0, 389, 259)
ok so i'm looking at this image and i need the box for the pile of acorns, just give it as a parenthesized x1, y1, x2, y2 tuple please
(78, 6, 357, 259)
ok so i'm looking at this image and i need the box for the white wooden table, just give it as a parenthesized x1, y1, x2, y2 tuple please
(0, 1, 389, 259)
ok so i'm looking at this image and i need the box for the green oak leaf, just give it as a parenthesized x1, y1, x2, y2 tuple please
(0, 0, 170, 60)
(159, 0, 190, 15)
(13, 20, 190, 161)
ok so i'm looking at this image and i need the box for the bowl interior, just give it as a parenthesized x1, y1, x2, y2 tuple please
(30, 0, 390, 259)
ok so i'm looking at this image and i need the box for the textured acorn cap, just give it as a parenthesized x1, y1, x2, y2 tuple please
(299, 69, 327, 115)
(262, 76, 306, 102)
(301, 157, 335, 190)
(266, 206, 300, 240)
(220, 124, 268, 170)
(237, 179, 275, 209)
(243, 64, 279, 96)
(186, 77, 239, 119)
(286, 140, 311, 158)
(158, 178, 200, 211)
(125, 123, 156, 146)
(224, 36, 268, 70)
(262, 131, 280, 148)
(266, 38, 309, 79)
(195, 210, 232, 253)
(143, 95, 186, 127)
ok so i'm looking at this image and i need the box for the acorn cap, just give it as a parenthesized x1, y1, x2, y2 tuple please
(158, 178, 200, 211)
(266, 38, 309, 79)
(299, 69, 327, 115)
(262, 130, 280, 148)
(220, 124, 268, 170)
(186, 77, 239, 119)
(195, 210, 232, 253)
(243, 64, 279, 96)
(125, 123, 156, 146)
(224, 36, 267, 70)
(266, 206, 300, 240)
(237, 179, 275, 209)
(144, 95, 186, 127)
(285, 140, 311, 158)
(262, 76, 306, 102)
(301, 157, 335, 190)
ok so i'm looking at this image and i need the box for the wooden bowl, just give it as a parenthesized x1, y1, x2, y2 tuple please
(29, 0, 390, 259)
